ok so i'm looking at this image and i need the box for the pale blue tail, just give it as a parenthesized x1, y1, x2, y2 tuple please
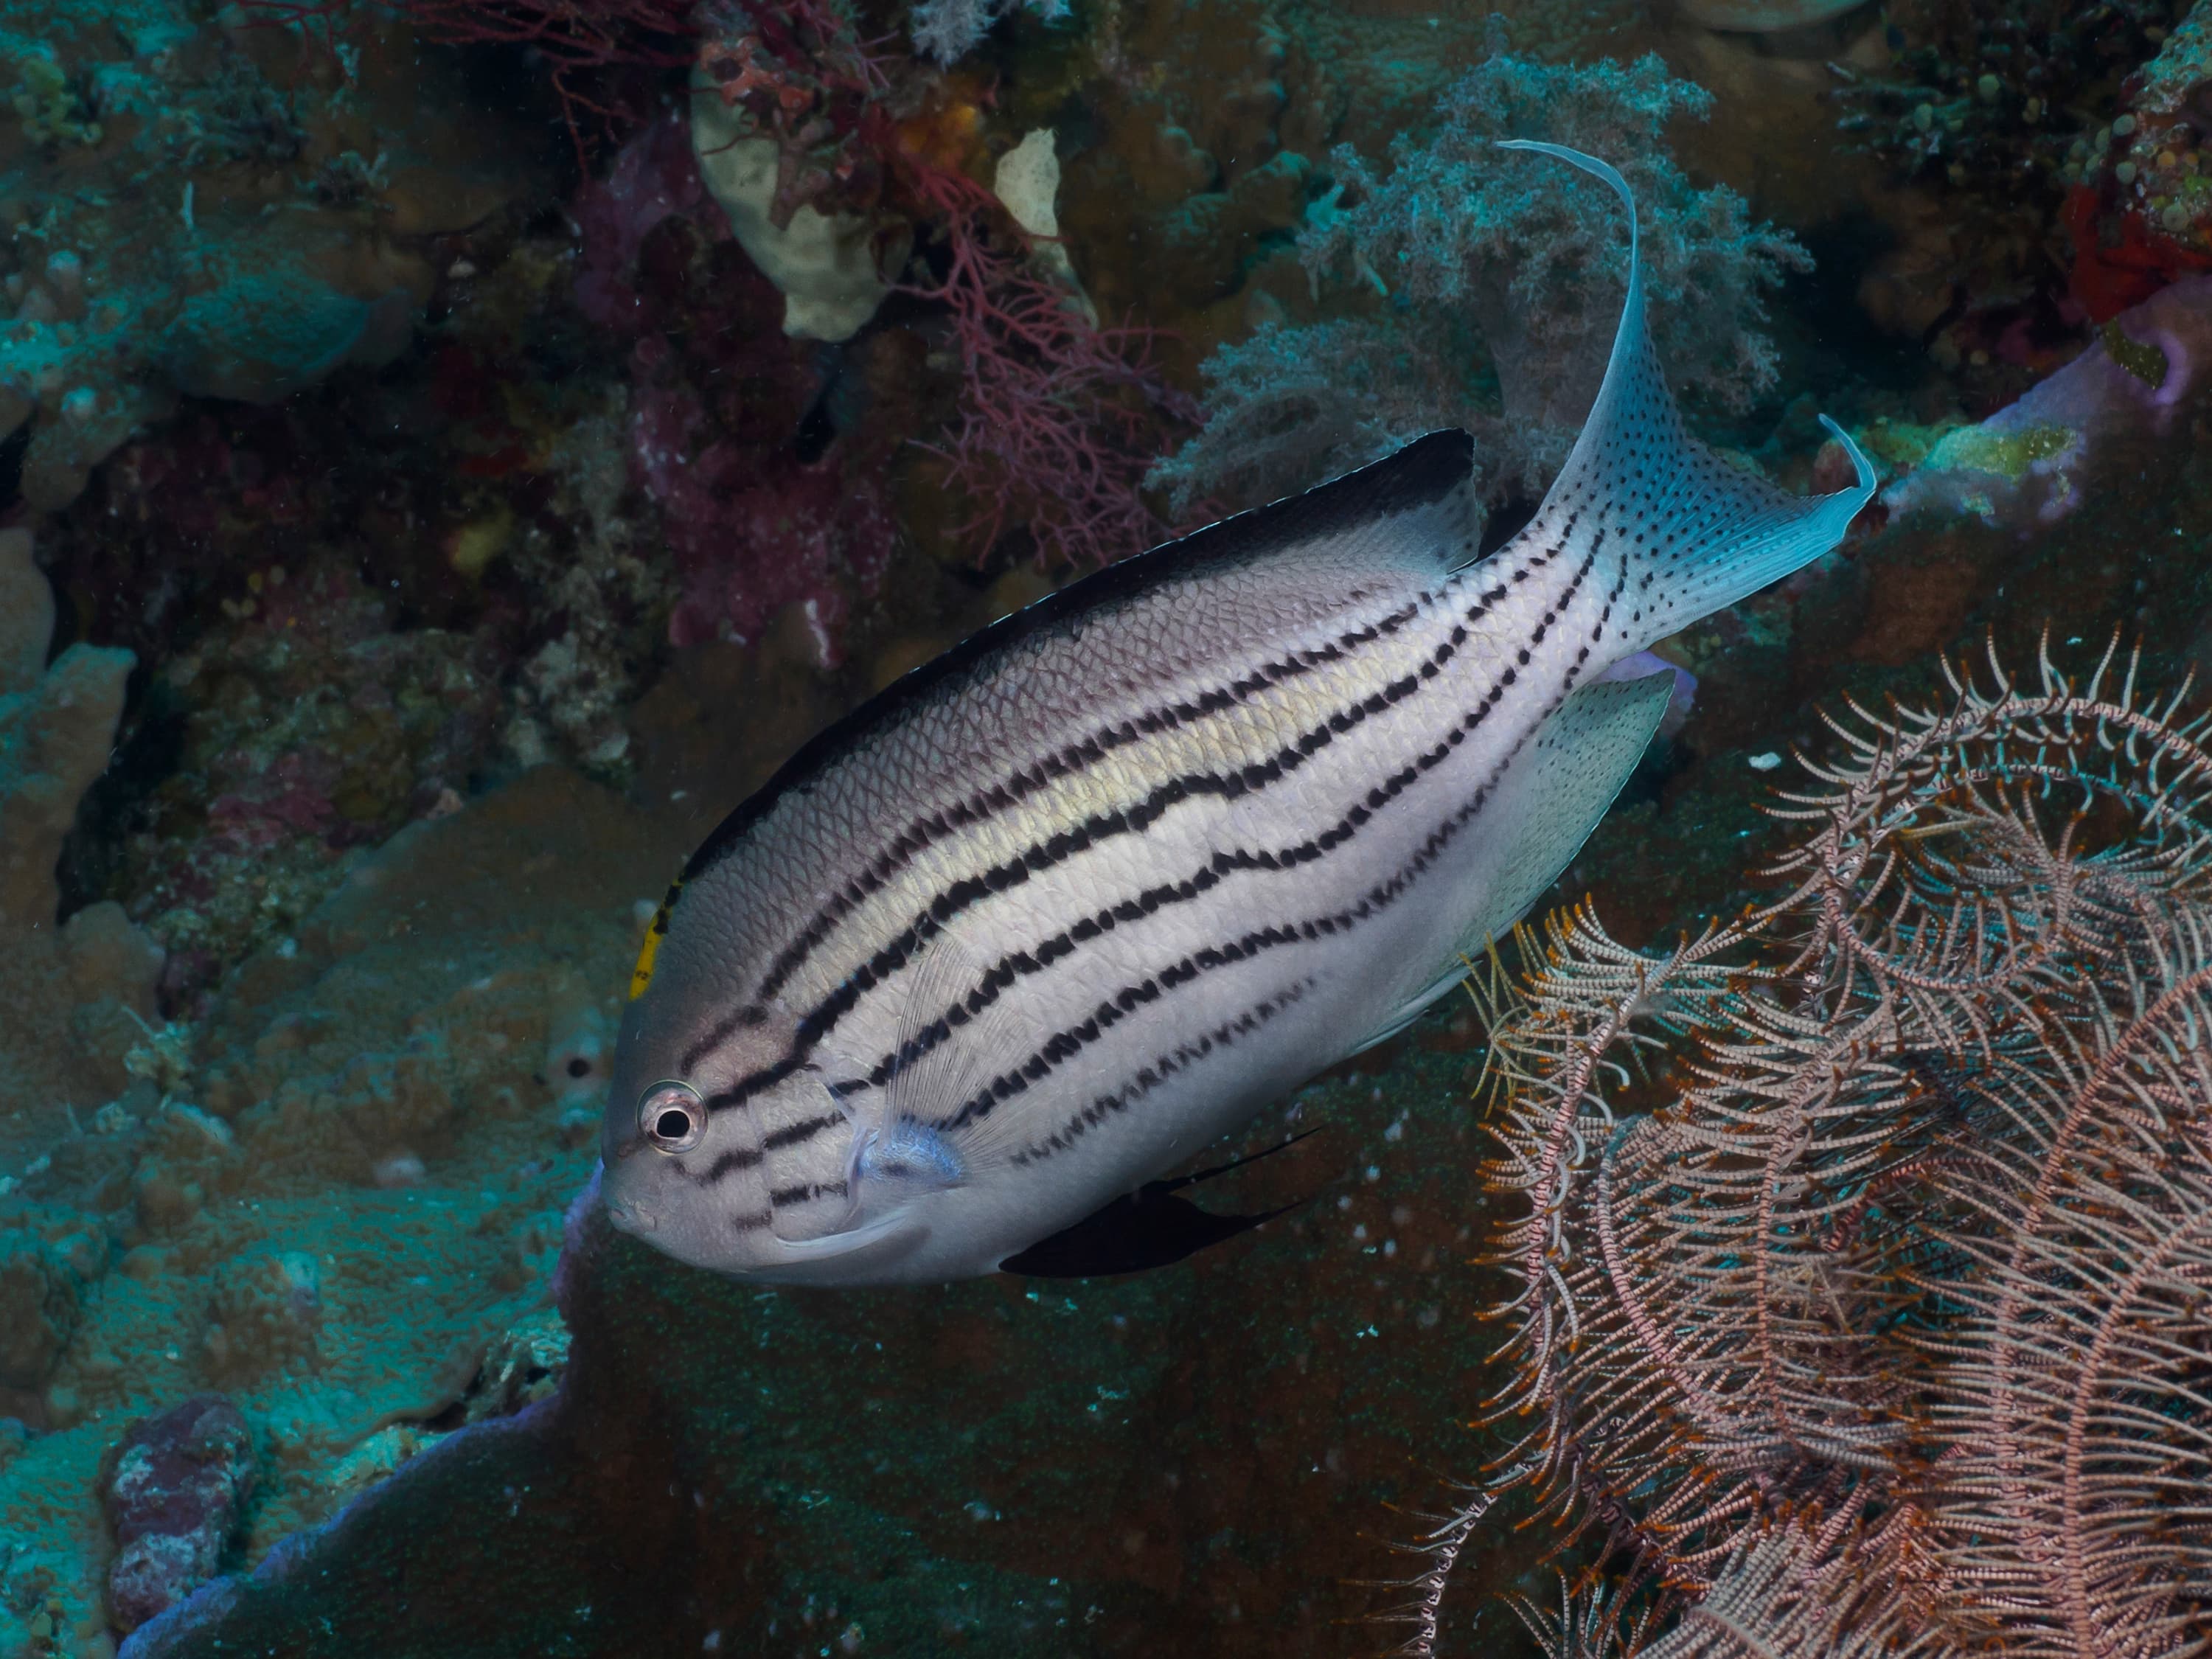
(1497, 141, 1876, 654)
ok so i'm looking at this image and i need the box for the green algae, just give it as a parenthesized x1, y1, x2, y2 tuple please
(1918, 418, 2077, 481)
(2101, 318, 2171, 388)
(9, 54, 98, 147)
(1853, 417, 1958, 477)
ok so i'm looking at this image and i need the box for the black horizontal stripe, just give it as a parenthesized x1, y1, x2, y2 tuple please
(762, 1113, 842, 1151)
(701, 536, 1590, 1109)
(933, 786, 1495, 1134)
(937, 938, 1282, 1132)
(1010, 980, 1312, 1167)
(844, 538, 1606, 1102)
(694, 1146, 763, 1183)
(927, 563, 1618, 1135)
(769, 1178, 847, 1209)
(745, 597, 1440, 1013)
(678, 429, 1478, 901)
(676, 599, 1437, 1079)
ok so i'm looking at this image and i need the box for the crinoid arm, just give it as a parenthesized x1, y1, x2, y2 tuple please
(1390, 638, 2212, 1654)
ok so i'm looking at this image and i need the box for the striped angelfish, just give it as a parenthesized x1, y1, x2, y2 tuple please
(599, 144, 1876, 1284)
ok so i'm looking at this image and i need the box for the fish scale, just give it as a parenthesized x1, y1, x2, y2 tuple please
(599, 145, 1877, 1284)
(744, 560, 1514, 1119)
(728, 551, 1473, 1016)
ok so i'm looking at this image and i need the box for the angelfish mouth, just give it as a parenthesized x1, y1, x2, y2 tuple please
(602, 1193, 658, 1234)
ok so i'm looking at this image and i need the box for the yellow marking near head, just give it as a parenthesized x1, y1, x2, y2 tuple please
(630, 881, 682, 1000)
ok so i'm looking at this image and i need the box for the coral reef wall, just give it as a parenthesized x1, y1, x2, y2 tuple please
(0, 529, 155, 1175)
(8, 0, 2212, 1653)
(0, 0, 548, 511)
(1, 762, 672, 1654)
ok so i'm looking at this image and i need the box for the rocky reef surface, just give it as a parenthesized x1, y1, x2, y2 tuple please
(0, 0, 547, 511)
(1, 0, 2210, 1653)
(0, 528, 152, 1180)
(1, 641, 668, 1650)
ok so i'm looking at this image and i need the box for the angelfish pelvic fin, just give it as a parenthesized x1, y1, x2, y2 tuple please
(998, 1132, 1321, 1279)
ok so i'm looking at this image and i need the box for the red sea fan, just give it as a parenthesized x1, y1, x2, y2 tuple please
(691, 0, 1194, 571)
(246, 0, 700, 156)
(660, 447, 896, 663)
(624, 321, 894, 667)
(573, 105, 897, 668)
(378, 0, 699, 78)
(898, 161, 1199, 571)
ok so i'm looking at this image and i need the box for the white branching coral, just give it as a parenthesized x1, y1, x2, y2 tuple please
(908, 0, 1068, 66)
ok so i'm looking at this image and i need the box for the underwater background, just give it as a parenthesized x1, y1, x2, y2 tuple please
(1, 0, 2210, 1652)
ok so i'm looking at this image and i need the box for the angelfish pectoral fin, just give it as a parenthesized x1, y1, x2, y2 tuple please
(852, 1115, 967, 1191)
(998, 1131, 1321, 1279)
(843, 1113, 967, 1233)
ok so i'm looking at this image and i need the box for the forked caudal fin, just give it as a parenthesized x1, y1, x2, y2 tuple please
(1497, 141, 1877, 655)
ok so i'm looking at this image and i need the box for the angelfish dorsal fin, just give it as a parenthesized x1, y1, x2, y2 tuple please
(1498, 142, 1877, 652)
(1155, 427, 1484, 584)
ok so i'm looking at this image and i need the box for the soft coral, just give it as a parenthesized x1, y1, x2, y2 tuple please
(584, 113, 896, 667)
(900, 160, 1197, 571)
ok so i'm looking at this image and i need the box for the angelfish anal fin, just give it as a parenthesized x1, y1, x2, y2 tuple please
(998, 1133, 1321, 1279)
(1467, 668, 1677, 942)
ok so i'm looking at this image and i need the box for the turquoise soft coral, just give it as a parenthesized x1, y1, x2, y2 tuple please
(1151, 44, 1809, 526)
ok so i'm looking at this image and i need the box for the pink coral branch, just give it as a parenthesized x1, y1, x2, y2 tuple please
(897, 163, 1196, 571)
(243, 0, 700, 159)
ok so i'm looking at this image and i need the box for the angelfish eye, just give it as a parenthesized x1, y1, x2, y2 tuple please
(638, 1081, 706, 1153)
